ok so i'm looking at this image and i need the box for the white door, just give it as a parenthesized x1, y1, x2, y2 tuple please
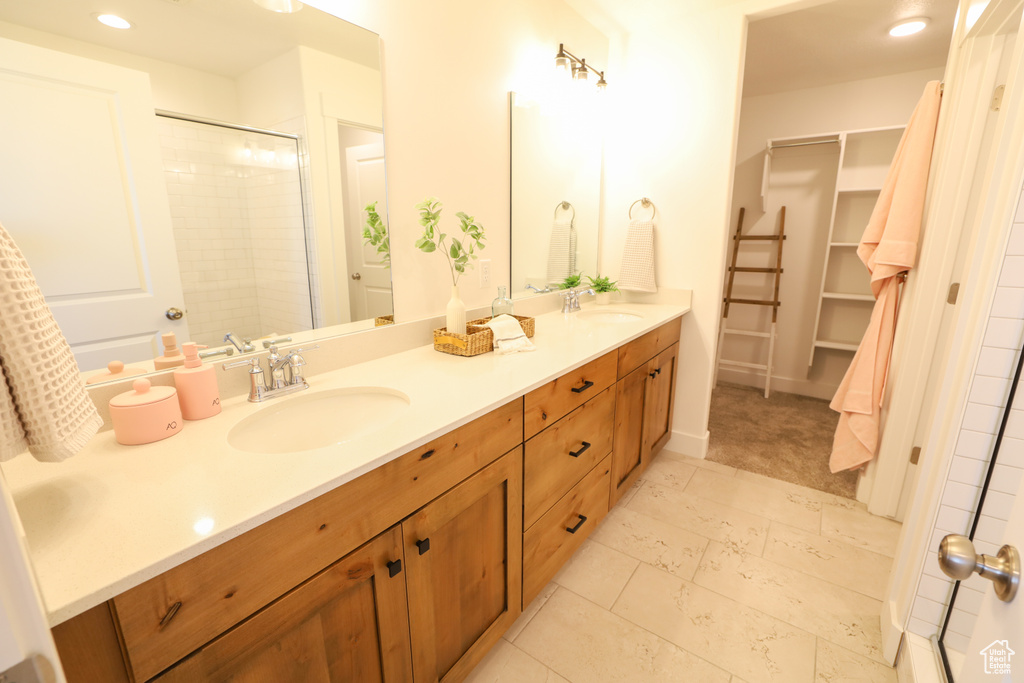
(0, 471, 65, 682)
(0, 38, 187, 371)
(958, 491, 1023, 683)
(343, 139, 392, 320)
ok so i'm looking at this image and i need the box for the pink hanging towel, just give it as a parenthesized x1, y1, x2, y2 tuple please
(829, 81, 942, 474)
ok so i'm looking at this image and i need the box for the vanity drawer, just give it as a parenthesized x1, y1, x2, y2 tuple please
(524, 351, 617, 438)
(112, 398, 523, 683)
(524, 386, 614, 529)
(522, 456, 611, 605)
(617, 318, 681, 379)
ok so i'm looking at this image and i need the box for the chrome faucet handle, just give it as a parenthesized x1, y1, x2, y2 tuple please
(199, 347, 234, 359)
(266, 346, 288, 390)
(222, 357, 268, 402)
(262, 336, 293, 349)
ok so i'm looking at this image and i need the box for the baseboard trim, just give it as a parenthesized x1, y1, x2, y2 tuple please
(716, 367, 839, 401)
(665, 428, 708, 459)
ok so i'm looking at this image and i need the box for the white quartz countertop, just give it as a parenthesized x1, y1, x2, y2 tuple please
(2, 303, 687, 626)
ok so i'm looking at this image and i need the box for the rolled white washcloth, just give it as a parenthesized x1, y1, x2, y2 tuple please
(484, 315, 535, 355)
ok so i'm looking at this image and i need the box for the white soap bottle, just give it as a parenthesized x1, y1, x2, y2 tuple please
(174, 343, 222, 420)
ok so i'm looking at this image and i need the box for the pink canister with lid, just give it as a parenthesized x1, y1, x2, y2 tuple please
(109, 378, 183, 445)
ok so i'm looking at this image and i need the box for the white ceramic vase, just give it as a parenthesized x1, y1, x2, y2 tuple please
(595, 292, 612, 305)
(446, 284, 467, 334)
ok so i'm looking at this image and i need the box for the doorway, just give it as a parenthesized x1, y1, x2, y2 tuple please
(712, 0, 957, 500)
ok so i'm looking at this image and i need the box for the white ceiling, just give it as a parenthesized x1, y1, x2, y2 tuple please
(0, 0, 379, 77)
(743, 0, 958, 96)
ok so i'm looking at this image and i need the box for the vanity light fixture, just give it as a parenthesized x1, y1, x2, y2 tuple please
(252, 0, 304, 13)
(555, 43, 607, 91)
(889, 17, 929, 37)
(95, 13, 132, 29)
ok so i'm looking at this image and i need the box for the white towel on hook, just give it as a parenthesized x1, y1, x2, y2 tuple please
(546, 218, 577, 285)
(618, 219, 657, 293)
(0, 221, 101, 462)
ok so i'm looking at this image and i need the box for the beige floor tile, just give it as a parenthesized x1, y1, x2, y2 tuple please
(516, 586, 732, 683)
(637, 456, 698, 492)
(464, 638, 570, 683)
(612, 563, 816, 683)
(506, 582, 557, 642)
(591, 505, 709, 580)
(814, 639, 897, 683)
(820, 505, 902, 558)
(732, 470, 859, 510)
(764, 523, 892, 601)
(660, 449, 739, 476)
(617, 476, 643, 507)
(627, 481, 770, 554)
(683, 469, 823, 533)
(552, 539, 639, 609)
(694, 542, 886, 664)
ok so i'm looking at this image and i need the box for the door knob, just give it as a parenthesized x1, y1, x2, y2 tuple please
(938, 534, 1020, 602)
(165, 307, 184, 320)
(351, 273, 362, 280)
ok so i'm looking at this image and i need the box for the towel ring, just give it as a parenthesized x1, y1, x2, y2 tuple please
(554, 201, 576, 222)
(629, 198, 656, 221)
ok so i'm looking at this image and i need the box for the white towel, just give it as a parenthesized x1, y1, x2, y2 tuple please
(0, 222, 101, 462)
(618, 219, 657, 292)
(546, 219, 577, 285)
(484, 315, 535, 355)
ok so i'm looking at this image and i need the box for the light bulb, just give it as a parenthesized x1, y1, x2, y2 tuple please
(96, 14, 131, 29)
(889, 18, 928, 37)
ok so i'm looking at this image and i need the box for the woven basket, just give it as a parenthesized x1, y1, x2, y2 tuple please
(433, 315, 535, 357)
(374, 315, 395, 327)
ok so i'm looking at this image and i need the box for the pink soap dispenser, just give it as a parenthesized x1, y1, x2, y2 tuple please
(174, 342, 222, 420)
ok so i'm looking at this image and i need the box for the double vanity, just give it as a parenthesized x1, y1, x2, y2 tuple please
(3, 300, 687, 682)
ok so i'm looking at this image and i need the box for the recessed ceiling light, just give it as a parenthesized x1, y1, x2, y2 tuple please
(889, 18, 929, 37)
(95, 13, 132, 29)
(252, 0, 303, 13)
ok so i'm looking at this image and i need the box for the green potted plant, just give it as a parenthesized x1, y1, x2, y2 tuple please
(587, 274, 618, 305)
(414, 197, 486, 334)
(362, 201, 390, 268)
(558, 273, 583, 290)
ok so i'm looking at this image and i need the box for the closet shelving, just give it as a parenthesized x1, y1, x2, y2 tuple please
(762, 126, 904, 365)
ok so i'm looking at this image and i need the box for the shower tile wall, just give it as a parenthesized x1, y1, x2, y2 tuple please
(906, 181, 1024, 656)
(157, 118, 311, 348)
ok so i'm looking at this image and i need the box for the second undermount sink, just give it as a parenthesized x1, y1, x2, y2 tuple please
(577, 309, 643, 324)
(228, 387, 411, 454)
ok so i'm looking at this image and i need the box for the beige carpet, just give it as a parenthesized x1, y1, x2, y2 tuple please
(706, 382, 858, 499)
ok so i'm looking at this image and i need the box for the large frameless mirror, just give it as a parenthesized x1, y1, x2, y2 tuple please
(0, 0, 391, 377)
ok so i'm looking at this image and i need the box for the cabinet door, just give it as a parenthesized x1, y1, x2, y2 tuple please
(611, 364, 648, 506)
(153, 526, 412, 683)
(645, 342, 679, 458)
(404, 448, 523, 683)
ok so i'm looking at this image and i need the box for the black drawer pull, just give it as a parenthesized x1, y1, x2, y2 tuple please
(571, 380, 594, 394)
(416, 538, 431, 555)
(566, 514, 588, 534)
(387, 559, 402, 577)
(420, 449, 435, 460)
(159, 601, 182, 629)
(649, 371, 657, 379)
(655, 367, 662, 375)
(569, 441, 591, 458)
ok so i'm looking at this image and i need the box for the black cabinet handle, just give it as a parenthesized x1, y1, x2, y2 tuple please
(655, 367, 662, 375)
(420, 449, 435, 460)
(387, 559, 402, 577)
(159, 601, 182, 629)
(416, 538, 431, 555)
(571, 380, 594, 394)
(569, 441, 591, 458)
(566, 514, 588, 534)
(649, 371, 657, 379)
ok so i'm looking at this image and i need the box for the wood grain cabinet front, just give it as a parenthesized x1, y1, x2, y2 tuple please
(152, 526, 413, 683)
(403, 448, 523, 683)
(524, 351, 617, 439)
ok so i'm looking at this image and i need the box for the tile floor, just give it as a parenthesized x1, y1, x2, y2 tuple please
(465, 450, 903, 683)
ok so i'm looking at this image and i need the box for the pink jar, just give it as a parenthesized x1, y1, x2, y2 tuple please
(109, 379, 183, 445)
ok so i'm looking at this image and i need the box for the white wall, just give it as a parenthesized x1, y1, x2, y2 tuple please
(721, 67, 945, 399)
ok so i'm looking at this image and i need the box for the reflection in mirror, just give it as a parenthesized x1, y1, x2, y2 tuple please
(0, 0, 390, 377)
(510, 91, 603, 299)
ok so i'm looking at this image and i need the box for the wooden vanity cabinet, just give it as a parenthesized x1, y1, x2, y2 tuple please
(153, 525, 413, 683)
(403, 449, 522, 683)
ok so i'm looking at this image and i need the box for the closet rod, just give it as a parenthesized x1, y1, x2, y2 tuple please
(769, 139, 840, 150)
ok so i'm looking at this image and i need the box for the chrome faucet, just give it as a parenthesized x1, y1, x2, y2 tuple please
(199, 347, 234, 360)
(525, 283, 552, 294)
(560, 287, 595, 313)
(223, 332, 256, 354)
(223, 345, 318, 402)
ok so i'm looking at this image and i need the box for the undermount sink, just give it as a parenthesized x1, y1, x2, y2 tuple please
(577, 310, 643, 324)
(228, 387, 411, 454)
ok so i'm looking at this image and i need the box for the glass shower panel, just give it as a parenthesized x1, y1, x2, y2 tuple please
(156, 114, 313, 348)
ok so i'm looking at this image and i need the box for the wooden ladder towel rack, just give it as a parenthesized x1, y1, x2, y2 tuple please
(714, 206, 786, 398)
